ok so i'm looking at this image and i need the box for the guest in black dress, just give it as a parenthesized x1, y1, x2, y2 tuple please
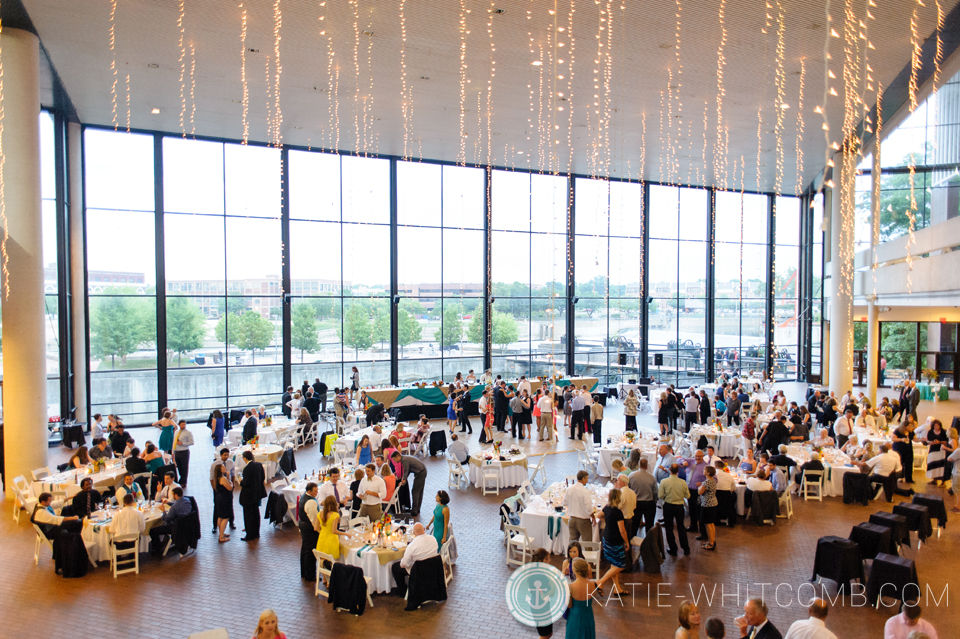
(214, 464, 234, 542)
(892, 419, 916, 483)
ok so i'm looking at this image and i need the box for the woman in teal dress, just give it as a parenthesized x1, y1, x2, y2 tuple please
(428, 490, 450, 547)
(566, 558, 596, 639)
(152, 410, 176, 453)
(143, 443, 165, 473)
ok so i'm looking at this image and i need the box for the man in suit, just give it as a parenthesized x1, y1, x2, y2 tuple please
(758, 412, 789, 454)
(70, 478, 103, 519)
(109, 425, 133, 454)
(392, 451, 428, 516)
(313, 378, 328, 413)
(493, 382, 508, 432)
(239, 451, 267, 541)
(242, 409, 258, 444)
(792, 452, 825, 491)
(298, 482, 320, 581)
(768, 445, 796, 474)
(736, 598, 782, 639)
(907, 380, 920, 421)
(303, 389, 321, 423)
(281, 386, 294, 418)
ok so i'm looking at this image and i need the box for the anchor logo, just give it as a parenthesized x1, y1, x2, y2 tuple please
(525, 580, 551, 610)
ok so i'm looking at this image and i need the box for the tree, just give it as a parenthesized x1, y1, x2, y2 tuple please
(404, 299, 427, 318)
(855, 150, 934, 242)
(339, 303, 372, 357)
(90, 296, 152, 368)
(291, 302, 320, 362)
(216, 297, 247, 316)
(492, 309, 519, 353)
(398, 308, 422, 355)
(371, 302, 390, 348)
(166, 297, 206, 366)
(215, 311, 275, 363)
(435, 303, 463, 350)
(467, 311, 484, 344)
(307, 296, 336, 321)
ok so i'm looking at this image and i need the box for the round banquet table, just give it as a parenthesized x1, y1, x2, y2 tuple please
(467, 451, 528, 489)
(339, 529, 413, 593)
(231, 444, 284, 478)
(687, 427, 742, 458)
(595, 445, 657, 477)
(519, 482, 606, 553)
(32, 461, 129, 498)
(82, 504, 164, 563)
(226, 422, 292, 447)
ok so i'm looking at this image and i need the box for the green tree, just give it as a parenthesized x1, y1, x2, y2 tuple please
(291, 302, 320, 362)
(307, 296, 336, 321)
(339, 303, 372, 357)
(404, 299, 427, 317)
(492, 309, 519, 353)
(90, 296, 152, 368)
(467, 311, 484, 344)
(166, 297, 206, 366)
(215, 311, 275, 363)
(216, 297, 247, 316)
(855, 150, 934, 242)
(435, 303, 463, 349)
(398, 308, 422, 355)
(371, 302, 390, 348)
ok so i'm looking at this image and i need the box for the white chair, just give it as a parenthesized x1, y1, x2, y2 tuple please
(12, 476, 38, 524)
(481, 465, 501, 496)
(347, 516, 370, 530)
(440, 537, 455, 585)
(504, 524, 534, 567)
(313, 550, 374, 609)
(801, 470, 824, 502)
(32, 467, 51, 481)
(384, 488, 401, 514)
(518, 480, 536, 503)
(188, 629, 229, 639)
(913, 446, 928, 474)
(580, 540, 602, 578)
(777, 489, 793, 519)
(332, 442, 349, 466)
(111, 533, 141, 577)
(576, 450, 592, 473)
(447, 458, 467, 489)
(32, 524, 54, 565)
(528, 455, 547, 485)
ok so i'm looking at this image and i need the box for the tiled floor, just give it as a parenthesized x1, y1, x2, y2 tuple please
(2, 382, 957, 638)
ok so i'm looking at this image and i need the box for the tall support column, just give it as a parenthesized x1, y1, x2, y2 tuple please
(865, 144, 882, 403)
(68, 122, 87, 424)
(1, 29, 47, 495)
(828, 150, 854, 394)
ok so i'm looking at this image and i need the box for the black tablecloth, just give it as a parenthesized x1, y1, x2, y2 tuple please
(606, 386, 618, 400)
(869, 512, 909, 546)
(61, 424, 86, 449)
(842, 471, 872, 506)
(866, 553, 919, 606)
(811, 535, 864, 585)
(912, 493, 948, 529)
(893, 503, 933, 542)
(849, 522, 893, 560)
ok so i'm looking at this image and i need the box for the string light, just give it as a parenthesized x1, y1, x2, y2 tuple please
(239, 3, 249, 145)
(714, 0, 728, 187)
(178, 0, 187, 138)
(756, 104, 762, 193)
(871, 82, 882, 296)
(458, 0, 468, 165)
(795, 58, 805, 195)
(0, 8, 8, 299)
(125, 73, 131, 133)
(773, 0, 785, 196)
(109, 0, 118, 130)
(818, 3, 833, 179)
(400, 0, 410, 159)
(350, 0, 361, 153)
(272, 0, 283, 148)
(908, 7, 920, 112)
(189, 42, 197, 137)
(264, 57, 273, 144)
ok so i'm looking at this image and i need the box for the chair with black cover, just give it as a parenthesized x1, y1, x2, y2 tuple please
(842, 471, 872, 506)
(228, 409, 245, 428)
(866, 553, 919, 608)
(869, 511, 909, 553)
(911, 493, 947, 536)
(167, 496, 201, 557)
(811, 535, 863, 585)
(405, 555, 448, 611)
(892, 503, 933, 548)
(849, 522, 891, 561)
(749, 490, 779, 525)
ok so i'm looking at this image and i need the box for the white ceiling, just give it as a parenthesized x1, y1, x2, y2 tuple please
(21, 0, 957, 192)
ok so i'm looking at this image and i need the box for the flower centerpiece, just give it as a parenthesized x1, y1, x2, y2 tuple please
(92, 458, 106, 473)
(714, 418, 723, 433)
(264, 416, 273, 427)
(624, 431, 637, 444)
(251, 435, 260, 450)
(493, 440, 503, 457)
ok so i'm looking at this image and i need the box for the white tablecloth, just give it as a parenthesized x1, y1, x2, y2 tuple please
(688, 427, 742, 458)
(340, 426, 377, 452)
(595, 446, 657, 477)
(32, 463, 128, 498)
(226, 423, 290, 447)
(520, 482, 607, 552)
(82, 506, 163, 562)
(467, 453, 528, 489)
(231, 444, 284, 478)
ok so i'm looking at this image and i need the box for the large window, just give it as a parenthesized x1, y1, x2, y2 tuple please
(491, 170, 568, 380)
(649, 185, 708, 386)
(39, 112, 61, 416)
(574, 178, 644, 385)
(714, 190, 768, 379)
(396, 161, 484, 382)
(85, 128, 159, 422)
(811, 193, 824, 377)
(773, 196, 801, 379)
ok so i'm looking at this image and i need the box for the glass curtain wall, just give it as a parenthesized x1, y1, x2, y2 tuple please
(396, 161, 485, 383)
(773, 196, 801, 379)
(713, 190, 769, 379)
(573, 178, 644, 385)
(39, 112, 61, 415)
(491, 170, 568, 380)
(811, 193, 824, 377)
(648, 185, 709, 387)
(85, 129, 159, 422)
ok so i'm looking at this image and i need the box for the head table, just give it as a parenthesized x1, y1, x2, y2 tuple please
(361, 376, 599, 410)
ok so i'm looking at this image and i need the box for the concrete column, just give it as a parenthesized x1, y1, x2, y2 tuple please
(68, 122, 87, 424)
(828, 150, 854, 394)
(1, 29, 47, 495)
(866, 299, 879, 404)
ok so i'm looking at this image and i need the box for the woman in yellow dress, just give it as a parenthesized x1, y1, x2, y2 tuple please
(316, 496, 347, 558)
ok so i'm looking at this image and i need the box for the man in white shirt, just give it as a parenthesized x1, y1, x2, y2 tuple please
(447, 433, 469, 464)
(714, 461, 737, 491)
(110, 494, 146, 537)
(784, 599, 837, 639)
(357, 463, 387, 521)
(833, 408, 855, 448)
(318, 468, 352, 510)
(562, 470, 595, 542)
(92, 413, 106, 440)
(684, 389, 700, 432)
(32, 493, 82, 537)
(883, 602, 939, 639)
(390, 523, 439, 597)
(480, 370, 492, 385)
(157, 472, 181, 504)
(746, 471, 773, 493)
(172, 420, 195, 488)
(537, 392, 554, 441)
(369, 425, 383, 454)
(517, 376, 532, 397)
(615, 475, 637, 524)
(859, 443, 914, 502)
(116, 473, 144, 505)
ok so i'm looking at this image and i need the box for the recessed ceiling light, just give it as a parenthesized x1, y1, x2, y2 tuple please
(151, 108, 161, 114)
(531, 61, 542, 66)
(362, 30, 374, 36)
(147, 63, 159, 69)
